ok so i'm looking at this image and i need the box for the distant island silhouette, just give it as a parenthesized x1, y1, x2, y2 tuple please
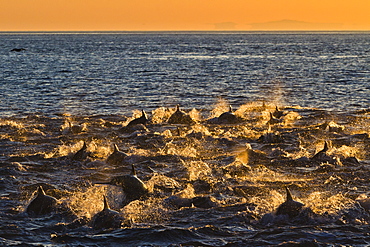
(249, 19, 343, 30)
(213, 22, 237, 30)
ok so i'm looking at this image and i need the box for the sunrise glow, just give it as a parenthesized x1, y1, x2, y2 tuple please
(1, 0, 370, 31)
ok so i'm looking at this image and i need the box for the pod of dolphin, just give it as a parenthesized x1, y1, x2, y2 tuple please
(24, 104, 369, 230)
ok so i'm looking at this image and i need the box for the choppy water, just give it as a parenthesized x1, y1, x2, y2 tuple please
(0, 32, 370, 246)
(1, 32, 369, 116)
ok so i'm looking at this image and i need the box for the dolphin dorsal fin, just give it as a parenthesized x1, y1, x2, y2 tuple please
(131, 164, 137, 176)
(37, 186, 46, 196)
(141, 110, 148, 120)
(286, 187, 293, 201)
(103, 195, 110, 210)
(322, 141, 329, 152)
(228, 105, 232, 112)
(113, 144, 119, 152)
(82, 141, 87, 150)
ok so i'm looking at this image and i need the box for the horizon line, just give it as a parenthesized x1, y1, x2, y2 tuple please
(1, 29, 370, 33)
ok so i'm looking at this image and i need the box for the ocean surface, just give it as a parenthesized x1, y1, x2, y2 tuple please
(0, 32, 370, 246)
(1, 32, 369, 116)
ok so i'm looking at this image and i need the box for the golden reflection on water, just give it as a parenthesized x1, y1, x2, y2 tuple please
(1, 99, 369, 230)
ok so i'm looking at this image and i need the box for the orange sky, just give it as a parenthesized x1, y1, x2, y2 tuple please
(1, 0, 370, 31)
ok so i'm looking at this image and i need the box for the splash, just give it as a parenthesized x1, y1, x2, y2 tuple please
(123, 198, 169, 224)
(249, 189, 287, 216)
(65, 185, 107, 219)
(261, 80, 287, 107)
(151, 107, 173, 124)
(60, 118, 88, 135)
(54, 140, 95, 158)
(183, 160, 212, 181)
(145, 173, 181, 194)
(64, 185, 125, 219)
(330, 145, 362, 160)
(174, 183, 196, 199)
(246, 165, 305, 183)
(91, 141, 112, 160)
(161, 139, 198, 158)
(210, 97, 231, 119)
(305, 192, 355, 215)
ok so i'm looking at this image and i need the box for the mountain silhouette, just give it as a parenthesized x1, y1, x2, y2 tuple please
(249, 19, 343, 30)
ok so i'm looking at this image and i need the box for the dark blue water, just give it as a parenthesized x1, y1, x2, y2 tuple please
(1, 32, 369, 117)
(1, 32, 370, 247)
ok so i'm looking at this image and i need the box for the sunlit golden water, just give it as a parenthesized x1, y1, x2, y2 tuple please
(1, 99, 369, 245)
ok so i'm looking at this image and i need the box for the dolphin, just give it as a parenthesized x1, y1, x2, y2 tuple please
(11, 48, 26, 52)
(275, 187, 304, 218)
(357, 197, 370, 212)
(26, 186, 57, 216)
(272, 106, 284, 119)
(164, 195, 193, 209)
(105, 165, 149, 203)
(217, 105, 243, 124)
(191, 196, 219, 209)
(90, 196, 125, 229)
(68, 121, 86, 134)
(71, 141, 90, 161)
(168, 105, 195, 125)
(267, 112, 282, 125)
(163, 196, 218, 209)
(119, 110, 149, 133)
(310, 141, 329, 161)
(258, 125, 283, 143)
(126, 110, 148, 127)
(106, 144, 127, 166)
